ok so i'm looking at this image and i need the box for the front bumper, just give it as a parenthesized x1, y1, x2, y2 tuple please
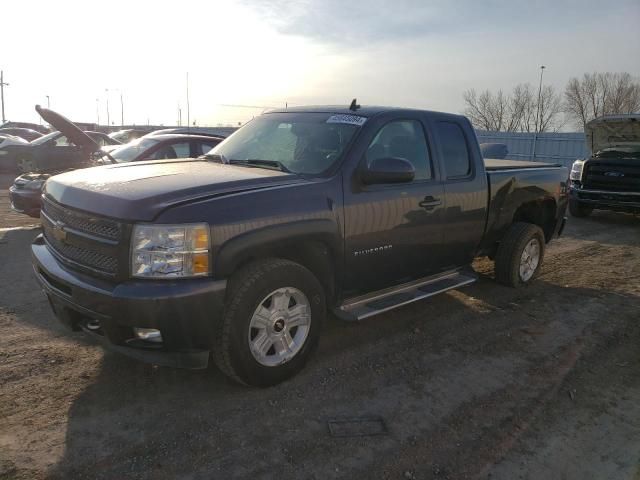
(32, 234, 227, 369)
(570, 186, 640, 213)
(9, 185, 42, 218)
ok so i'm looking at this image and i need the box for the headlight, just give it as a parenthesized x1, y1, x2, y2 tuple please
(570, 160, 585, 181)
(131, 223, 210, 278)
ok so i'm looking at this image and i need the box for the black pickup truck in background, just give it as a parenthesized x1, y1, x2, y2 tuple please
(569, 114, 640, 216)
(32, 104, 568, 386)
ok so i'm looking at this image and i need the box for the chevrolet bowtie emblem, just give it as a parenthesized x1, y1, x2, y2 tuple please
(52, 221, 67, 243)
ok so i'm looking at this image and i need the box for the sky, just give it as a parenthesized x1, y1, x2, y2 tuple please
(1, 0, 639, 129)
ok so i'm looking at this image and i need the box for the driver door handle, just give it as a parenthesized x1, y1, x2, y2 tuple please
(419, 196, 442, 210)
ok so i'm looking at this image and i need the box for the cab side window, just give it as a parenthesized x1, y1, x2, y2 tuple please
(198, 140, 221, 155)
(366, 120, 432, 180)
(436, 121, 471, 178)
(147, 141, 191, 160)
(54, 135, 71, 147)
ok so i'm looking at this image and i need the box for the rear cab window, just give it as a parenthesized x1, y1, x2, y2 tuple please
(436, 121, 472, 178)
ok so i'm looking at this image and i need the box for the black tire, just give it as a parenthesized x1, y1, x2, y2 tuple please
(568, 199, 592, 218)
(213, 259, 325, 387)
(495, 222, 545, 288)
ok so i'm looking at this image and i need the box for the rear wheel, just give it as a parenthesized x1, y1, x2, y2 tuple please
(495, 222, 545, 287)
(569, 199, 592, 218)
(213, 259, 325, 387)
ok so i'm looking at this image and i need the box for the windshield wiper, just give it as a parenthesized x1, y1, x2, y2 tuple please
(228, 159, 291, 173)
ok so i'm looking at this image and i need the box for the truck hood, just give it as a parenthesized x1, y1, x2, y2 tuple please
(585, 115, 640, 153)
(44, 159, 303, 221)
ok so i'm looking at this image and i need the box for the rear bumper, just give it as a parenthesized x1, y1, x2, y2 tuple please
(9, 185, 42, 217)
(570, 186, 640, 213)
(32, 234, 227, 369)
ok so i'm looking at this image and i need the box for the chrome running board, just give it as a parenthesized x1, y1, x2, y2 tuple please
(336, 268, 477, 321)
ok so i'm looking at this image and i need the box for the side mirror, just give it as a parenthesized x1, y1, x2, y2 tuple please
(362, 157, 415, 185)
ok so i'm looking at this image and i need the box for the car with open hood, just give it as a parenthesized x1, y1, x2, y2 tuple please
(569, 114, 640, 216)
(0, 106, 111, 173)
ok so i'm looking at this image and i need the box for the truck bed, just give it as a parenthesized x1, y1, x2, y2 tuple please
(480, 160, 569, 256)
(484, 158, 562, 170)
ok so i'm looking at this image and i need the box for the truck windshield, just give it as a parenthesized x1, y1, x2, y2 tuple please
(207, 112, 363, 175)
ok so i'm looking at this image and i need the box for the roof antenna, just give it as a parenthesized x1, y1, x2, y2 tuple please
(349, 98, 360, 111)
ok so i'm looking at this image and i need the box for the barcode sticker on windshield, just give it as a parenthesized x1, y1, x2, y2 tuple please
(326, 114, 367, 126)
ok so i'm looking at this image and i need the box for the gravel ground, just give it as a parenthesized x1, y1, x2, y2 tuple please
(0, 209, 639, 479)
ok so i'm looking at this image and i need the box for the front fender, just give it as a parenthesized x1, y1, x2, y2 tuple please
(214, 219, 342, 279)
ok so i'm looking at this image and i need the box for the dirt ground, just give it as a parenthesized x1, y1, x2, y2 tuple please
(1, 206, 639, 479)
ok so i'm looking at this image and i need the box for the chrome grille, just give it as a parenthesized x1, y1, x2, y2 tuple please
(41, 198, 123, 277)
(44, 232, 118, 273)
(42, 197, 121, 241)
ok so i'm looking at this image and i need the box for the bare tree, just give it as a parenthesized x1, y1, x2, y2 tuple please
(564, 72, 640, 129)
(463, 89, 508, 131)
(537, 85, 564, 132)
(463, 83, 562, 132)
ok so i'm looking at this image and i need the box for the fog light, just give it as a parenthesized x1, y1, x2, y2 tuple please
(133, 328, 163, 343)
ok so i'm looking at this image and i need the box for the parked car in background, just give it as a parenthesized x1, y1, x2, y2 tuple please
(569, 114, 640, 216)
(84, 131, 122, 148)
(479, 143, 508, 159)
(0, 133, 29, 149)
(0, 127, 43, 142)
(31, 104, 569, 386)
(0, 127, 120, 173)
(1, 121, 51, 134)
(10, 108, 223, 217)
(108, 128, 151, 143)
(147, 127, 234, 138)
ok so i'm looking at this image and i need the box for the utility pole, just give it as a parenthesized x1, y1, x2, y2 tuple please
(186, 72, 190, 131)
(46, 95, 50, 108)
(531, 65, 546, 161)
(178, 105, 182, 126)
(105, 88, 111, 127)
(120, 92, 124, 127)
(535, 65, 546, 133)
(96, 98, 100, 126)
(1, 70, 9, 123)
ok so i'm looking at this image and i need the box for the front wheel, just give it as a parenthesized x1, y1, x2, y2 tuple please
(495, 222, 546, 287)
(213, 259, 325, 387)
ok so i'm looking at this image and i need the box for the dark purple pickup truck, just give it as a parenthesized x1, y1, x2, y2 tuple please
(32, 103, 568, 386)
